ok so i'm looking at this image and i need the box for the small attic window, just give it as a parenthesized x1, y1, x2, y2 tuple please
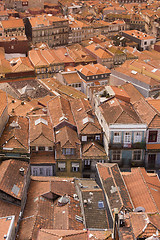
(98, 200, 104, 209)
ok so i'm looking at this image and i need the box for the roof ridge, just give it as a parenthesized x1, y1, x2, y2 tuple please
(117, 166, 134, 209)
(109, 165, 124, 209)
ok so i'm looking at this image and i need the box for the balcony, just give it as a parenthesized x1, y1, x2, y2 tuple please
(109, 142, 146, 149)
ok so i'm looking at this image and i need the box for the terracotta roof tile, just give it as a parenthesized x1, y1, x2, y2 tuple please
(0, 159, 29, 200)
(29, 115, 54, 144)
(1, 18, 24, 29)
(0, 116, 29, 151)
(100, 97, 141, 124)
(70, 98, 101, 135)
(129, 212, 160, 238)
(48, 96, 75, 129)
(146, 99, 160, 113)
(86, 44, 112, 59)
(0, 89, 7, 116)
(62, 72, 83, 84)
(37, 229, 88, 240)
(123, 168, 159, 213)
(0, 200, 21, 226)
(97, 163, 133, 212)
(82, 142, 107, 158)
(55, 126, 80, 147)
(122, 83, 144, 104)
(30, 147, 55, 163)
(133, 98, 157, 125)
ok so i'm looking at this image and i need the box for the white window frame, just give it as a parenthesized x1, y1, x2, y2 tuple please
(72, 162, 79, 172)
(82, 136, 87, 142)
(124, 132, 131, 144)
(112, 150, 121, 161)
(84, 160, 91, 165)
(134, 132, 142, 143)
(98, 160, 105, 163)
(95, 135, 100, 140)
(58, 162, 66, 171)
(133, 150, 141, 161)
(113, 132, 121, 143)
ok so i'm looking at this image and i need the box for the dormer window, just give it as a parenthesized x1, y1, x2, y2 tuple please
(62, 148, 75, 155)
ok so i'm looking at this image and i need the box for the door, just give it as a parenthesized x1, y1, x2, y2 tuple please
(148, 154, 156, 168)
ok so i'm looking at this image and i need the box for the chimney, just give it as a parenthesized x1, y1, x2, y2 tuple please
(19, 167, 25, 176)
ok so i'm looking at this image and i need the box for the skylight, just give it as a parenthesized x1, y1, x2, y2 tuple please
(98, 200, 104, 209)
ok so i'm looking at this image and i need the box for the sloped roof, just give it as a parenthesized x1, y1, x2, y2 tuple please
(96, 163, 133, 213)
(0, 89, 7, 116)
(122, 168, 160, 213)
(122, 83, 144, 104)
(129, 212, 160, 238)
(55, 126, 80, 147)
(70, 98, 101, 135)
(82, 142, 106, 158)
(29, 115, 54, 144)
(17, 178, 84, 239)
(48, 96, 75, 128)
(0, 116, 29, 151)
(100, 97, 142, 124)
(37, 229, 88, 240)
(0, 159, 29, 200)
(133, 98, 157, 126)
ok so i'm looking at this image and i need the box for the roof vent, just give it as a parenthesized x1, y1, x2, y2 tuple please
(42, 108, 47, 114)
(131, 70, 137, 75)
(58, 195, 69, 206)
(19, 167, 25, 176)
(75, 215, 83, 223)
(134, 206, 145, 212)
(4, 235, 7, 239)
(9, 121, 19, 129)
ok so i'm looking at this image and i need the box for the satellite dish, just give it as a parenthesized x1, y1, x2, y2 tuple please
(134, 206, 145, 212)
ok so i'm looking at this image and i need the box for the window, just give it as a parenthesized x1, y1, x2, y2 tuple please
(82, 136, 87, 142)
(84, 160, 90, 165)
(33, 168, 38, 176)
(31, 146, 36, 151)
(46, 168, 51, 176)
(62, 148, 75, 155)
(148, 131, 157, 142)
(38, 146, 45, 151)
(95, 135, 100, 140)
(98, 160, 105, 163)
(113, 132, 121, 143)
(133, 150, 141, 160)
(124, 132, 131, 143)
(98, 200, 104, 209)
(58, 162, 66, 171)
(144, 41, 147, 45)
(48, 146, 53, 151)
(134, 132, 142, 143)
(72, 162, 79, 172)
(40, 168, 44, 176)
(112, 150, 121, 161)
(148, 154, 156, 168)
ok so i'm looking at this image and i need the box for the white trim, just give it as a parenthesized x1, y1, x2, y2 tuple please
(110, 124, 147, 131)
(111, 73, 150, 91)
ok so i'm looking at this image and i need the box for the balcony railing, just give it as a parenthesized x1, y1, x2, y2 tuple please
(109, 142, 146, 149)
